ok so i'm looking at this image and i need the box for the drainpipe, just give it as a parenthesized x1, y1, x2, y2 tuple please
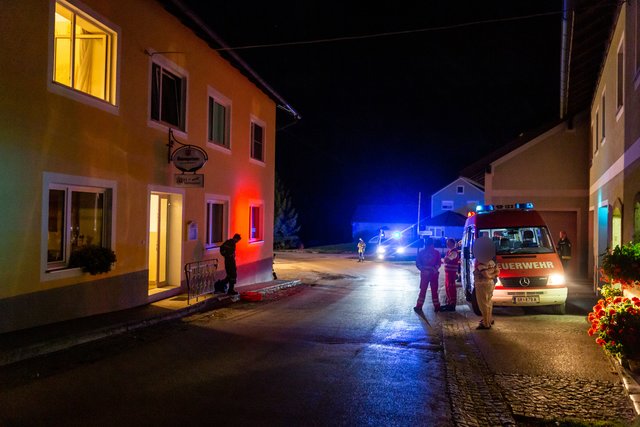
(164, 0, 301, 120)
(559, 0, 575, 119)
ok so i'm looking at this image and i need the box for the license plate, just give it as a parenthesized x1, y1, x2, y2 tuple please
(513, 296, 540, 303)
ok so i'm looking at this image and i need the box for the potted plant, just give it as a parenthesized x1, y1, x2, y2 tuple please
(588, 296, 640, 370)
(601, 242, 640, 289)
(68, 245, 116, 275)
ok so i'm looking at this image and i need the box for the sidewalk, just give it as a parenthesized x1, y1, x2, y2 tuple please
(0, 279, 301, 367)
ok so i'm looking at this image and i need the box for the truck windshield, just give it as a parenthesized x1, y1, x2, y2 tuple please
(479, 227, 554, 254)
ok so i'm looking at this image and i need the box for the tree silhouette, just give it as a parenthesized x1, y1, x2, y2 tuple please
(274, 175, 301, 249)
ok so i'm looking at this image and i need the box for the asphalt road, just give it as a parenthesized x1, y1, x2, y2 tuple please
(0, 252, 633, 426)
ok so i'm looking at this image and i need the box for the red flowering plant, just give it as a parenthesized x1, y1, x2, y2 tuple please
(600, 242, 640, 289)
(588, 296, 640, 359)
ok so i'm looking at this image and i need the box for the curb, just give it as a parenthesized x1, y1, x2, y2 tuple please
(607, 353, 640, 415)
(0, 279, 302, 367)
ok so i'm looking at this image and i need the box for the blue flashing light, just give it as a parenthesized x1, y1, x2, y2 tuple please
(392, 231, 402, 239)
(515, 202, 534, 209)
(475, 204, 495, 213)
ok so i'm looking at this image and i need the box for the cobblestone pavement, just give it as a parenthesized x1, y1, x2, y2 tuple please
(440, 310, 636, 426)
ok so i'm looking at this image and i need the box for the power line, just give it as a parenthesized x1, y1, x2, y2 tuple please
(215, 10, 563, 52)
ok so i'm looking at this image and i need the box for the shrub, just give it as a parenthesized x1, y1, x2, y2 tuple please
(601, 242, 640, 288)
(68, 245, 116, 275)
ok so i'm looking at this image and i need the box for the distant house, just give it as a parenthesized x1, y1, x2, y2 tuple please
(351, 204, 418, 241)
(431, 177, 484, 218)
(420, 211, 467, 241)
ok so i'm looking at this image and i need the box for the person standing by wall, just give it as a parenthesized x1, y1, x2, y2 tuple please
(215, 233, 242, 296)
(414, 238, 442, 313)
(556, 231, 572, 273)
(441, 238, 460, 311)
(357, 238, 366, 262)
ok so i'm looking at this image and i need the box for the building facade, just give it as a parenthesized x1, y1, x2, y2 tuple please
(0, 0, 288, 333)
(483, 120, 590, 278)
(589, 3, 640, 289)
(430, 177, 484, 219)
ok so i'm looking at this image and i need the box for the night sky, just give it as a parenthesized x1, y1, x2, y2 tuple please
(183, 1, 563, 245)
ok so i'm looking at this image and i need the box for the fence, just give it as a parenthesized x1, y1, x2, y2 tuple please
(184, 258, 219, 305)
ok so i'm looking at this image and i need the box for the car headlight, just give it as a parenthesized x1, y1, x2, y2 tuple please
(548, 274, 565, 286)
(377, 246, 386, 254)
(397, 247, 406, 254)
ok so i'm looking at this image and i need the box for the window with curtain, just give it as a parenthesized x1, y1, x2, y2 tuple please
(53, 1, 117, 103)
(47, 184, 111, 270)
(208, 97, 230, 148)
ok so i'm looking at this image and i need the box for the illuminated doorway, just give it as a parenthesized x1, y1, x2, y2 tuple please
(148, 191, 182, 293)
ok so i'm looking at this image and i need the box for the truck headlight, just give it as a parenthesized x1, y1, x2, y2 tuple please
(548, 274, 565, 286)
(377, 246, 386, 254)
(397, 247, 405, 254)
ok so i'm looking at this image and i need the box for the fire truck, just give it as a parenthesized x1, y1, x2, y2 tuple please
(461, 203, 568, 314)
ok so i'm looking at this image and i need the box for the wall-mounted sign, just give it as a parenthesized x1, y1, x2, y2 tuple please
(171, 145, 207, 173)
(175, 174, 204, 188)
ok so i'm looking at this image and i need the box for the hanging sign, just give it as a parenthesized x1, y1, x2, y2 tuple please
(175, 174, 204, 188)
(171, 145, 208, 173)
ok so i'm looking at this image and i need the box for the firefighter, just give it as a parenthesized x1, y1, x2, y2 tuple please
(357, 238, 366, 262)
(414, 238, 442, 313)
(441, 238, 460, 311)
(556, 231, 572, 273)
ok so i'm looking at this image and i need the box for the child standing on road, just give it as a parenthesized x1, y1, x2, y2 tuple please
(414, 238, 442, 313)
(473, 236, 500, 329)
(441, 238, 460, 311)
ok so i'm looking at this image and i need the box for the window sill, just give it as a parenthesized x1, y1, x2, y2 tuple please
(147, 119, 187, 139)
(43, 266, 84, 281)
(207, 142, 232, 155)
(48, 81, 119, 115)
(248, 239, 264, 245)
(249, 158, 266, 167)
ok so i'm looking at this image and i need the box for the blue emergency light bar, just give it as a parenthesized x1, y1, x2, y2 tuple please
(475, 202, 534, 213)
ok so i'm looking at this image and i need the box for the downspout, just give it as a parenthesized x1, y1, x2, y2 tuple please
(559, 0, 575, 119)
(165, 0, 301, 120)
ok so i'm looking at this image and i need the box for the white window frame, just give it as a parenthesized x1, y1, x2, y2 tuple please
(47, 0, 120, 114)
(594, 109, 600, 154)
(617, 37, 625, 117)
(204, 194, 230, 250)
(147, 50, 188, 137)
(206, 87, 232, 153)
(41, 172, 117, 281)
(249, 116, 266, 166)
(441, 200, 454, 210)
(601, 91, 606, 145)
(249, 200, 264, 243)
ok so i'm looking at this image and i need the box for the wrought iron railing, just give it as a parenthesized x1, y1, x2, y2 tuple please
(184, 258, 219, 305)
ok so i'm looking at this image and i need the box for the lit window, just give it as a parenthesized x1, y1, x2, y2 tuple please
(251, 121, 264, 162)
(151, 62, 186, 131)
(208, 93, 230, 148)
(249, 204, 263, 241)
(442, 200, 454, 210)
(53, 1, 117, 104)
(47, 183, 112, 271)
(205, 200, 227, 248)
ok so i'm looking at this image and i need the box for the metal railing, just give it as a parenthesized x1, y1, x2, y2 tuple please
(184, 258, 219, 305)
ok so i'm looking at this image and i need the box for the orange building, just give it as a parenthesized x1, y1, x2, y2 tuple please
(0, 0, 296, 333)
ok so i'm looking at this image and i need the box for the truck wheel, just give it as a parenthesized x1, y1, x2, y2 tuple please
(470, 288, 482, 316)
(552, 303, 566, 315)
